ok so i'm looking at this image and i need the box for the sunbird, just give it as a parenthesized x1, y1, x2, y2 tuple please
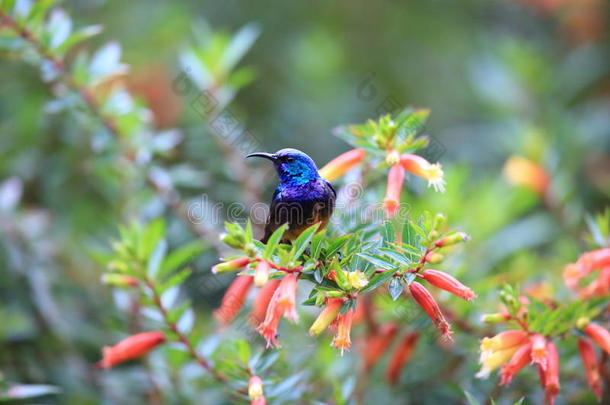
(246, 148, 336, 243)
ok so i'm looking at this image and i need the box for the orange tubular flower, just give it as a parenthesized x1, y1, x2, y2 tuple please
(383, 164, 405, 218)
(400, 153, 446, 192)
(248, 376, 266, 405)
(257, 274, 300, 347)
(363, 323, 399, 371)
(530, 334, 548, 370)
(309, 298, 344, 337)
(276, 273, 299, 322)
(212, 257, 251, 274)
(502, 156, 550, 197)
(544, 342, 560, 405)
(584, 323, 610, 354)
(481, 330, 528, 355)
(385, 331, 420, 385)
(318, 148, 365, 182)
(422, 269, 476, 301)
(500, 343, 532, 386)
(214, 275, 254, 325)
(96, 331, 166, 369)
(250, 279, 281, 326)
(408, 281, 452, 340)
(331, 309, 354, 355)
(254, 260, 271, 288)
(578, 338, 602, 401)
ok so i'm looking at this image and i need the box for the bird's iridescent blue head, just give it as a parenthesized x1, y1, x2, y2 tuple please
(247, 148, 320, 185)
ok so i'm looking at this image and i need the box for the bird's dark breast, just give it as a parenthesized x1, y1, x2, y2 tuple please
(262, 181, 335, 243)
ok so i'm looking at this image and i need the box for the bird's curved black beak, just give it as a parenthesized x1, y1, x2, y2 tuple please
(246, 152, 276, 162)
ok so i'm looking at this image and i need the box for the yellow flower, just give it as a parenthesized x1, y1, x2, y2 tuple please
(347, 270, 369, 289)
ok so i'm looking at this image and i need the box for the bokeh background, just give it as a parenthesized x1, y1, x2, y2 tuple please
(1, 0, 609, 403)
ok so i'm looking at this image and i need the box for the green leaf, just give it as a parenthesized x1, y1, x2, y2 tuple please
(147, 239, 168, 278)
(160, 241, 205, 276)
(139, 218, 166, 259)
(291, 223, 320, 258)
(263, 223, 287, 259)
(357, 253, 395, 270)
(388, 277, 403, 301)
(360, 270, 396, 293)
(324, 234, 351, 258)
(309, 230, 326, 259)
(377, 247, 412, 267)
(0, 384, 61, 400)
(160, 267, 192, 292)
(463, 390, 482, 405)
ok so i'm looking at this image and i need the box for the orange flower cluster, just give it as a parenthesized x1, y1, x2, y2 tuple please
(478, 320, 610, 403)
(564, 248, 610, 298)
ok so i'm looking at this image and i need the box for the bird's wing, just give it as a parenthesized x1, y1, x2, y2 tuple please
(261, 189, 288, 243)
(325, 179, 336, 198)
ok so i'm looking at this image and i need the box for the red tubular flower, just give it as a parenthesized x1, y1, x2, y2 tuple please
(544, 341, 560, 405)
(214, 275, 254, 325)
(578, 248, 610, 271)
(256, 274, 299, 347)
(318, 148, 365, 181)
(383, 164, 405, 218)
(309, 298, 344, 337)
(96, 331, 166, 369)
(250, 279, 280, 326)
(408, 281, 452, 341)
(421, 269, 476, 301)
(257, 289, 283, 348)
(248, 376, 265, 405)
(212, 257, 251, 274)
(362, 323, 399, 371)
(331, 309, 354, 355)
(584, 323, 610, 355)
(400, 153, 445, 192)
(500, 343, 532, 385)
(276, 273, 299, 322)
(530, 334, 548, 370)
(578, 338, 602, 401)
(254, 260, 271, 288)
(385, 331, 420, 385)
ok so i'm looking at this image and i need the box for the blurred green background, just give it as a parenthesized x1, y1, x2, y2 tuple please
(1, 0, 609, 403)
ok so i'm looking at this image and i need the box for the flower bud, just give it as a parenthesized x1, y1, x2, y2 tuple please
(433, 232, 470, 247)
(211, 257, 251, 274)
(101, 273, 139, 288)
(578, 338, 602, 401)
(422, 269, 476, 301)
(220, 233, 246, 249)
(248, 376, 265, 404)
(309, 298, 344, 337)
(481, 313, 509, 323)
(254, 260, 271, 288)
(96, 331, 166, 369)
(408, 281, 452, 340)
(318, 148, 365, 182)
(425, 252, 444, 264)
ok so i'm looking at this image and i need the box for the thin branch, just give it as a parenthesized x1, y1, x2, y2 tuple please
(144, 279, 228, 383)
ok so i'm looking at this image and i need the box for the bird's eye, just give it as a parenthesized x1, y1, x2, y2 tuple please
(285, 157, 295, 162)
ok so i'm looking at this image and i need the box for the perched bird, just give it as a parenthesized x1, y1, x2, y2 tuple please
(247, 148, 336, 243)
